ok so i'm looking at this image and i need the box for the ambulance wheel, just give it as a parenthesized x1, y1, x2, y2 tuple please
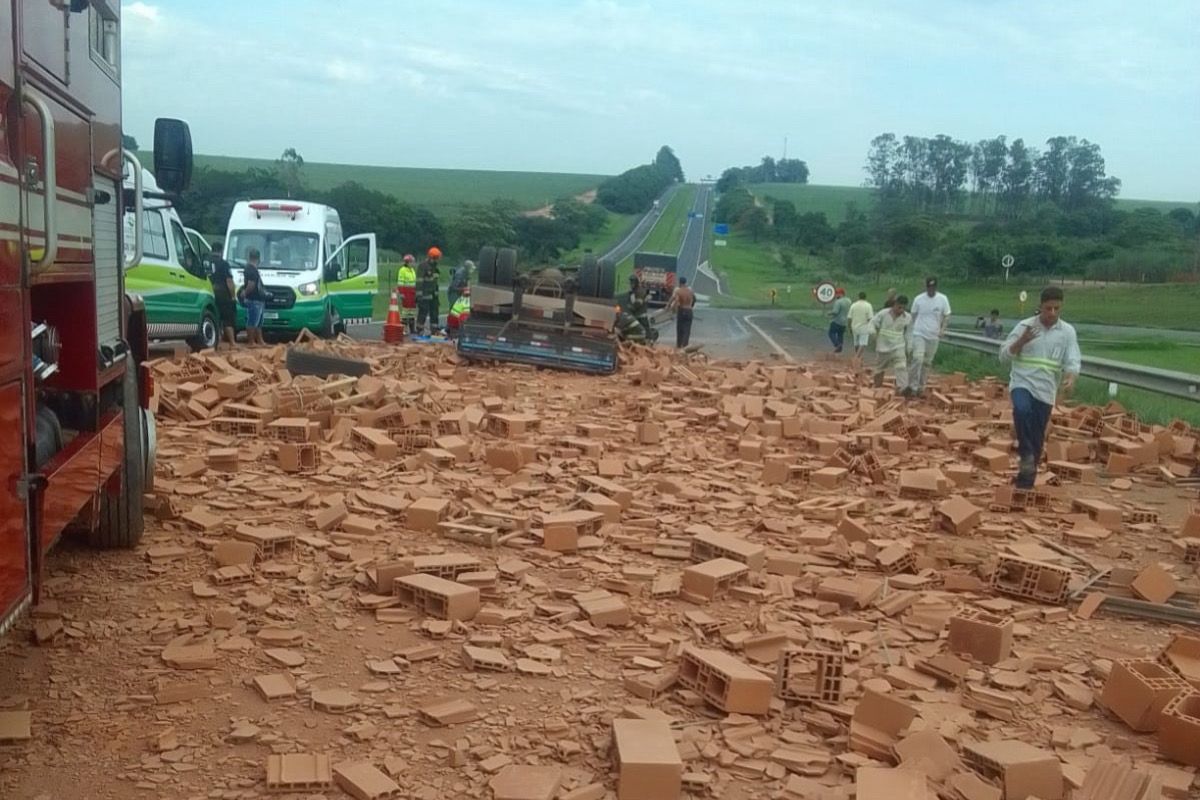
(477, 246, 498, 285)
(321, 306, 336, 338)
(188, 310, 219, 351)
(596, 258, 616, 299)
(91, 362, 146, 549)
(495, 248, 517, 287)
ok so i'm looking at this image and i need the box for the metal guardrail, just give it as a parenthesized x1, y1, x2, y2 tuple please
(942, 331, 1200, 403)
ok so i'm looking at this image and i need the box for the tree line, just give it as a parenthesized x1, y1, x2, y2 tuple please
(866, 133, 1120, 216)
(594, 146, 684, 214)
(716, 156, 810, 193)
(168, 147, 679, 264)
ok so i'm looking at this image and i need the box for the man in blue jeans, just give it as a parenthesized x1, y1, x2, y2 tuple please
(999, 286, 1081, 488)
(240, 248, 267, 346)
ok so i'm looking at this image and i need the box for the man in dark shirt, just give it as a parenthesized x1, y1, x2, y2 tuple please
(210, 250, 237, 350)
(240, 247, 267, 346)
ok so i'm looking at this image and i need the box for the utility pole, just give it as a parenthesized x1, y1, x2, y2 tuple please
(782, 136, 788, 161)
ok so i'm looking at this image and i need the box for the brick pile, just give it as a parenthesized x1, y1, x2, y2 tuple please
(1, 339, 1198, 800)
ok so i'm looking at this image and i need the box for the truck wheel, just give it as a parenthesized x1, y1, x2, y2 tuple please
(579, 256, 599, 298)
(188, 310, 219, 351)
(34, 405, 64, 469)
(286, 347, 371, 378)
(496, 248, 517, 287)
(596, 259, 616, 300)
(477, 246, 498, 285)
(90, 361, 146, 549)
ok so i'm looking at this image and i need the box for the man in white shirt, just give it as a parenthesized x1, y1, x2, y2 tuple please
(999, 286, 1082, 488)
(846, 291, 874, 359)
(868, 295, 912, 393)
(907, 276, 951, 397)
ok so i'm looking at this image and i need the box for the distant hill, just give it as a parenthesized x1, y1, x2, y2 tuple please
(178, 153, 611, 215)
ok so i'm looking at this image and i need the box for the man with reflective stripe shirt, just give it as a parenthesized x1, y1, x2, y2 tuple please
(999, 286, 1082, 489)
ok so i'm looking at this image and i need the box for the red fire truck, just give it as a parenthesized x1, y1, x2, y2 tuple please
(1, 1, 193, 635)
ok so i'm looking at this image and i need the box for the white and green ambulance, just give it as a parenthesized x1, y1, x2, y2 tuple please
(223, 201, 378, 336)
(123, 168, 221, 349)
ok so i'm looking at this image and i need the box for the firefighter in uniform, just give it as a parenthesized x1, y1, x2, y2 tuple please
(397, 254, 417, 333)
(416, 246, 443, 335)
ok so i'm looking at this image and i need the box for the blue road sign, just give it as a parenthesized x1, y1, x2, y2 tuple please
(714, 223, 729, 235)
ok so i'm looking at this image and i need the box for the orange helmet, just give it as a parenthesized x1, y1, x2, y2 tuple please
(402, 254, 414, 263)
(427, 247, 443, 259)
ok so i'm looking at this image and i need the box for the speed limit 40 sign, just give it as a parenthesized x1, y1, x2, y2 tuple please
(814, 282, 836, 304)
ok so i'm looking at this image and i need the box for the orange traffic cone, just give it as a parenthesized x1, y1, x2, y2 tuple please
(383, 289, 405, 344)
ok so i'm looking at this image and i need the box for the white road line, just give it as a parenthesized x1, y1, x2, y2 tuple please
(731, 315, 749, 337)
(602, 185, 676, 261)
(743, 314, 796, 363)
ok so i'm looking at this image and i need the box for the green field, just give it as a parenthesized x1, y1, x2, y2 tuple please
(184, 153, 609, 215)
(748, 184, 876, 224)
(1080, 338, 1200, 373)
(616, 184, 697, 279)
(746, 183, 1194, 221)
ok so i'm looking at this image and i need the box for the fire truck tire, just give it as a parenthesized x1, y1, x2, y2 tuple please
(285, 347, 371, 378)
(91, 363, 145, 549)
(495, 248, 517, 287)
(188, 310, 219, 352)
(477, 246, 498, 285)
(596, 258, 616, 300)
(34, 405, 64, 469)
(578, 256, 599, 298)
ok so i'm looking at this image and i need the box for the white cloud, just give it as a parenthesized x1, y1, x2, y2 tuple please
(325, 59, 371, 84)
(125, 2, 161, 23)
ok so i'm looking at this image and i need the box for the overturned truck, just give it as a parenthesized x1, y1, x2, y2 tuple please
(456, 248, 620, 374)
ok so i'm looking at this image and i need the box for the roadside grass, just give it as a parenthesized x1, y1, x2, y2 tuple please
(184, 153, 608, 215)
(1080, 339, 1200, 373)
(788, 312, 1200, 425)
(560, 211, 639, 264)
(928, 346, 1200, 427)
(616, 185, 697, 283)
(706, 225, 1200, 331)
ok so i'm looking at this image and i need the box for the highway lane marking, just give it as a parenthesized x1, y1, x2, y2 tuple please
(602, 185, 677, 261)
(731, 315, 749, 337)
(743, 314, 796, 363)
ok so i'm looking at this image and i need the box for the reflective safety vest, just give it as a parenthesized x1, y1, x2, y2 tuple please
(397, 265, 416, 287)
(397, 265, 417, 312)
(450, 296, 471, 317)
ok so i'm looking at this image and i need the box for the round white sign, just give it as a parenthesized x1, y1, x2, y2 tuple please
(814, 282, 836, 304)
(1002, 254, 1015, 269)
(1019, 290, 1028, 303)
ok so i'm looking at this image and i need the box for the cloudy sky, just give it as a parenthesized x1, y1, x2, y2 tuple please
(121, 0, 1199, 201)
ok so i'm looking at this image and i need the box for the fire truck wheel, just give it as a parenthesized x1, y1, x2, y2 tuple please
(34, 405, 64, 469)
(188, 310, 219, 352)
(596, 258, 616, 300)
(477, 246, 498, 285)
(495, 248, 517, 287)
(91, 363, 145, 548)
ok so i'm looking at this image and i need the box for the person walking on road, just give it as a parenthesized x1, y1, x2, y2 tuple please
(1000, 286, 1081, 489)
(449, 259, 472, 310)
(416, 247, 442, 335)
(397, 254, 417, 333)
(868, 295, 912, 393)
(847, 291, 874, 360)
(907, 276, 951, 396)
(667, 276, 696, 348)
(827, 288, 851, 353)
(239, 247, 267, 347)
